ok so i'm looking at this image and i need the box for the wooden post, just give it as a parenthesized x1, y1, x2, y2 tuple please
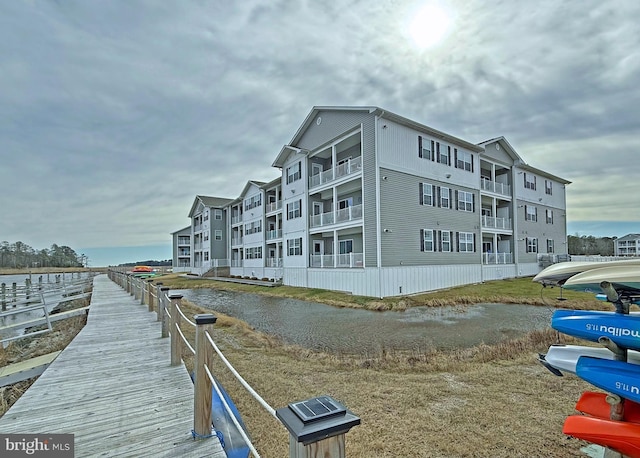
(193, 314, 217, 439)
(139, 279, 145, 305)
(1, 283, 5, 311)
(166, 294, 182, 340)
(12, 283, 16, 308)
(147, 280, 154, 312)
(170, 295, 182, 365)
(159, 287, 170, 322)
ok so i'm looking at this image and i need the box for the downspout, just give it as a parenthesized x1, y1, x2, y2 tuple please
(375, 112, 384, 298)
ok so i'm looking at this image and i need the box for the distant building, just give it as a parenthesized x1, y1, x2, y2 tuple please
(614, 233, 640, 257)
(171, 106, 570, 296)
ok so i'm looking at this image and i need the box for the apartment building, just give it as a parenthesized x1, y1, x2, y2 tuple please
(172, 106, 569, 297)
(615, 234, 640, 257)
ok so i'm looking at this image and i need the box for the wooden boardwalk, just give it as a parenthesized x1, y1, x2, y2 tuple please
(0, 274, 225, 458)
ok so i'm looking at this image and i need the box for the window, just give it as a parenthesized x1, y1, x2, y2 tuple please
(286, 161, 301, 184)
(287, 238, 302, 256)
(438, 145, 451, 165)
(420, 229, 435, 252)
(545, 180, 553, 195)
(458, 232, 475, 252)
(214, 209, 222, 220)
(524, 173, 536, 190)
(244, 194, 262, 211)
(441, 230, 451, 252)
(338, 197, 353, 209)
(455, 150, 473, 172)
(440, 186, 450, 209)
(546, 209, 553, 224)
(214, 230, 222, 241)
(287, 199, 302, 220)
(418, 136, 433, 160)
(245, 247, 262, 259)
(547, 239, 555, 253)
(525, 205, 537, 222)
(244, 220, 262, 234)
(204, 252, 209, 261)
(457, 191, 474, 212)
(526, 237, 538, 253)
(339, 239, 353, 254)
(203, 233, 209, 241)
(420, 183, 434, 206)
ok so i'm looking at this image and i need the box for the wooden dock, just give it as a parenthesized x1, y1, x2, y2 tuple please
(0, 274, 225, 458)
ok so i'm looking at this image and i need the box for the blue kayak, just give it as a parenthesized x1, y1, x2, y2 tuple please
(552, 309, 640, 351)
(576, 356, 640, 405)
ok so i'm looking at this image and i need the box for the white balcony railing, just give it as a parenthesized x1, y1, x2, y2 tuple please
(232, 215, 243, 225)
(481, 178, 511, 196)
(310, 204, 362, 229)
(231, 259, 243, 267)
(482, 252, 513, 264)
(265, 257, 282, 267)
(265, 229, 282, 241)
(310, 253, 364, 268)
(265, 201, 282, 213)
(232, 237, 243, 246)
(481, 215, 512, 230)
(309, 156, 362, 189)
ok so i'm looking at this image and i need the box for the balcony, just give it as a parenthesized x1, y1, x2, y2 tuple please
(481, 178, 511, 197)
(309, 156, 362, 189)
(481, 215, 512, 230)
(177, 237, 190, 245)
(265, 229, 282, 241)
(231, 237, 243, 246)
(310, 252, 364, 268)
(482, 252, 513, 264)
(231, 215, 243, 225)
(193, 224, 203, 232)
(265, 257, 282, 267)
(178, 249, 190, 257)
(265, 200, 282, 213)
(310, 204, 362, 229)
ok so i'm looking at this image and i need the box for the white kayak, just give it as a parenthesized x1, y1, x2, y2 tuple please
(533, 259, 640, 286)
(539, 344, 640, 376)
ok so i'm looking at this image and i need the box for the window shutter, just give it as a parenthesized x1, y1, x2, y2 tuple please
(436, 186, 441, 207)
(431, 141, 435, 161)
(524, 205, 527, 218)
(418, 136, 423, 158)
(455, 190, 459, 210)
(456, 232, 460, 252)
(534, 176, 537, 189)
(420, 229, 425, 251)
(436, 142, 440, 162)
(471, 154, 474, 173)
(447, 146, 452, 166)
(472, 194, 475, 212)
(449, 189, 453, 209)
(450, 231, 454, 252)
(419, 183, 424, 205)
(454, 148, 458, 169)
(473, 233, 477, 252)
(437, 230, 442, 251)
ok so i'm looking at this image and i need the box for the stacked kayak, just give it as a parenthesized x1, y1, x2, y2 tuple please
(535, 261, 640, 457)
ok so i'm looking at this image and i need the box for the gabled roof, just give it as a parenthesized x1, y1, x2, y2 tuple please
(478, 136, 571, 185)
(260, 176, 281, 189)
(238, 180, 267, 199)
(170, 225, 191, 235)
(188, 195, 234, 217)
(272, 105, 483, 168)
(617, 233, 640, 241)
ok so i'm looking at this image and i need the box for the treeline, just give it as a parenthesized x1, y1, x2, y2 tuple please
(567, 234, 615, 256)
(0, 241, 84, 268)
(118, 260, 172, 267)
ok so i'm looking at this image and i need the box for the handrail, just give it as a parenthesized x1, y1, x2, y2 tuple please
(175, 323, 195, 355)
(176, 304, 196, 327)
(204, 364, 261, 458)
(204, 331, 277, 419)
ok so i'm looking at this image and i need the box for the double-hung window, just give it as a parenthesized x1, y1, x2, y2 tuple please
(525, 205, 537, 222)
(420, 229, 435, 252)
(458, 232, 475, 252)
(545, 180, 553, 195)
(547, 239, 554, 253)
(286, 161, 301, 184)
(524, 173, 536, 190)
(214, 209, 222, 220)
(287, 199, 301, 220)
(214, 230, 222, 241)
(418, 136, 434, 160)
(420, 183, 434, 206)
(546, 209, 553, 224)
(527, 237, 538, 253)
(287, 238, 302, 256)
(458, 191, 474, 212)
(455, 150, 473, 172)
(438, 145, 451, 165)
(440, 186, 450, 209)
(441, 231, 451, 252)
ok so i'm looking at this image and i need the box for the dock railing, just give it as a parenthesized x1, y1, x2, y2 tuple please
(108, 270, 360, 458)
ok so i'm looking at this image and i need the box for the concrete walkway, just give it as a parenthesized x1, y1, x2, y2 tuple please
(0, 274, 225, 458)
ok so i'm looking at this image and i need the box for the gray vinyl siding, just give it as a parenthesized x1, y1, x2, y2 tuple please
(210, 210, 227, 259)
(361, 116, 378, 267)
(296, 110, 370, 151)
(481, 142, 514, 165)
(379, 168, 479, 266)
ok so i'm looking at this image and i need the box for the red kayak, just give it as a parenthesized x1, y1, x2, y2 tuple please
(575, 391, 640, 424)
(563, 415, 640, 458)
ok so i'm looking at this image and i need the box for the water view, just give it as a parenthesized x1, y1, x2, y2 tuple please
(176, 288, 555, 354)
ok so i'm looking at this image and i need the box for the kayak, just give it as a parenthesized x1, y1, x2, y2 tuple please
(563, 415, 640, 458)
(533, 259, 640, 286)
(539, 344, 640, 376)
(576, 356, 640, 405)
(563, 264, 640, 296)
(552, 309, 640, 351)
(575, 391, 640, 424)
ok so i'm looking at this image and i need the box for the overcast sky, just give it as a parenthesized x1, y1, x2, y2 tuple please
(1, 1, 639, 266)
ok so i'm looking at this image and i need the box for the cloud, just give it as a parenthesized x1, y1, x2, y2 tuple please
(1, 0, 639, 260)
